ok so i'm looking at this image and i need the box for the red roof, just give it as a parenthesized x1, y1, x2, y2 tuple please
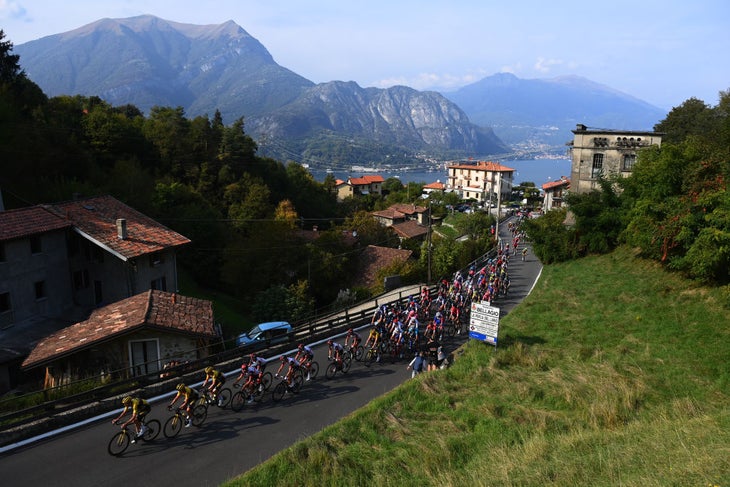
(0, 205, 71, 242)
(542, 177, 570, 190)
(423, 181, 445, 190)
(372, 208, 406, 220)
(49, 195, 190, 260)
(23, 290, 216, 369)
(389, 203, 427, 215)
(448, 161, 515, 172)
(349, 175, 384, 185)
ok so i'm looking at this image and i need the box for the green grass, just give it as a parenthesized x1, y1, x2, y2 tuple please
(224, 246, 730, 486)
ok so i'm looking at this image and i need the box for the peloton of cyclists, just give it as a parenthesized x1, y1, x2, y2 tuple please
(274, 354, 302, 392)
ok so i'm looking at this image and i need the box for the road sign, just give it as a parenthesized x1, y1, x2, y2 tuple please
(469, 301, 500, 346)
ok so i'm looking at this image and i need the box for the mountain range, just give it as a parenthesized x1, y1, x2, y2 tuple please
(15, 15, 667, 167)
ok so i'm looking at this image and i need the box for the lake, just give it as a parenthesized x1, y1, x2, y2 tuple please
(308, 159, 572, 187)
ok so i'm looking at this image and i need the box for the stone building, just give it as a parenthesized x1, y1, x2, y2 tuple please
(569, 124, 663, 194)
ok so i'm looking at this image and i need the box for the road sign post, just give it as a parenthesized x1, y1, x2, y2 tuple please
(468, 301, 500, 349)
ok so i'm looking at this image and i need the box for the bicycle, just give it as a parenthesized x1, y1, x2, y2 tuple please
(108, 418, 161, 456)
(324, 355, 352, 379)
(200, 386, 232, 408)
(345, 343, 364, 362)
(363, 345, 381, 367)
(271, 374, 304, 403)
(163, 405, 207, 438)
(300, 360, 320, 381)
(230, 382, 265, 412)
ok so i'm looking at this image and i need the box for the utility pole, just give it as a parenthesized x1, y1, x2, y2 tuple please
(495, 173, 502, 247)
(427, 200, 432, 284)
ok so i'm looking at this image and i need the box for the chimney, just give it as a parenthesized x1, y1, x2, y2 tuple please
(116, 218, 128, 240)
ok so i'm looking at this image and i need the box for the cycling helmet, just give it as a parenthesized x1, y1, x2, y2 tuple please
(327, 339, 333, 345)
(347, 328, 353, 335)
(298, 343, 304, 351)
(176, 383, 186, 391)
(121, 395, 132, 406)
(204, 366, 214, 374)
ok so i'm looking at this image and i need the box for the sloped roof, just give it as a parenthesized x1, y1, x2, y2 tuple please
(22, 290, 215, 369)
(353, 245, 413, 288)
(49, 195, 190, 261)
(389, 203, 427, 215)
(392, 220, 429, 239)
(423, 181, 446, 190)
(349, 174, 384, 186)
(448, 161, 515, 172)
(372, 208, 407, 220)
(542, 177, 570, 190)
(0, 205, 71, 242)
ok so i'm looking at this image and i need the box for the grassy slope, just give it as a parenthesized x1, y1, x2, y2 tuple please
(225, 247, 730, 487)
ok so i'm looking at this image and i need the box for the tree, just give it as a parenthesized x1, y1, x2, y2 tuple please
(0, 30, 24, 83)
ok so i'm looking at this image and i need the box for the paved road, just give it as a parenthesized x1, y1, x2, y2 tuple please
(0, 216, 541, 487)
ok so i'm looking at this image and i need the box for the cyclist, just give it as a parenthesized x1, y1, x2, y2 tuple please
(327, 339, 345, 365)
(239, 363, 264, 403)
(275, 355, 302, 391)
(365, 326, 382, 363)
(344, 328, 362, 357)
(111, 394, 150, 441)
(201, 366, 226, 406)
(248, 352, 267, 372)
(295, 343, 315, 381)
(168, 383, 198, 427)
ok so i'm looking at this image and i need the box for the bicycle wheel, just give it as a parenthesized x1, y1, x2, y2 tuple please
(292, 374, 304, 393)
(271, 381, 286, 402)
(364, 349, 375, 367)
(217, 388, 232, 408)
(261, 371, 273, 391)
(142, 419, 161, 441)
(108, 430, 130, 456)
(163, 415, 182, 438)
(342, 356, 352, 373)
(308, 361, 319, 379)
(325, 362, 337, 379)
(191, 404, 207, 426)
(230, 391, 246, 412)
(354, 345, 364, 361)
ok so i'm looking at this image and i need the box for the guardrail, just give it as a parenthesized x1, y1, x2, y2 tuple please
(0, 284, 428, 444)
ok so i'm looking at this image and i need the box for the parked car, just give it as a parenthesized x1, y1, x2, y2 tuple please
(236, 321, 293, 350)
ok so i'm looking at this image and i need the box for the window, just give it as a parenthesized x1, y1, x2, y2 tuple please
(0, 292, 10, 313)
(622, 154, 636, 171)
(591, 154, 604, 179)
(151, 276, 167, 291)
(130, 339, 160, 376)
(30, 235, 42, 254)
(34, 280, 46, 300)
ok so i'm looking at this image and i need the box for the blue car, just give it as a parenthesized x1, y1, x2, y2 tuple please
(236, 321, 293, 350)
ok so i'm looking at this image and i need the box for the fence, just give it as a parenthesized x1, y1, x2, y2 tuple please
(0, 284, 426, 445)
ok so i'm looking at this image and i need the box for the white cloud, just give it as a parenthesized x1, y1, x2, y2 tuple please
(0, 0, 28, 20)
(534, 57, 564, 73)
(373, 70, 491, 91)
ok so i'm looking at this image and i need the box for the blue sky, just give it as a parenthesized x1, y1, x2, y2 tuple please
(2, 0, 728, 110)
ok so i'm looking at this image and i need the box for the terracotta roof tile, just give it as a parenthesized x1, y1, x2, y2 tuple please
(389, 203, 427, 215)
(372, 208, 406, 220)
(542, 177, 570, 190)
(353, 245, 413, 288)
(50, 195, 190, 260)
(0, 205, 71, 242)
(392, 221, 428, 239)
(22, 290, 215, 369)
(448, 161, 515, 172)
(423, 181, 446, 190)
(349, 174, 384, 186)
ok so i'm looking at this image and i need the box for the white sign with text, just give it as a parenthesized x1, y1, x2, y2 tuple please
(469, 301, 500, 345)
